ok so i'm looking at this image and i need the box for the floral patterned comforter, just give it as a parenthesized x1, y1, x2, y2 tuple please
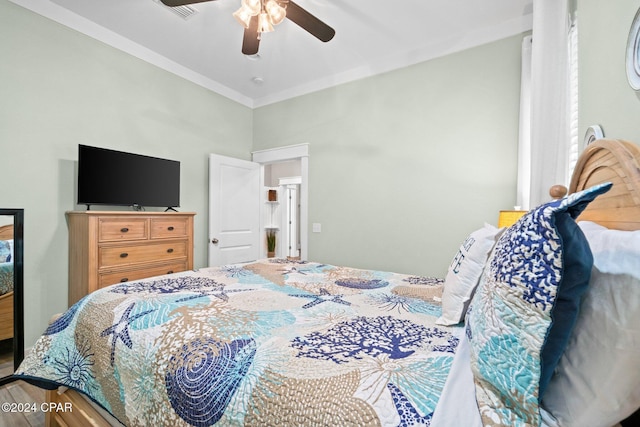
(17, 259, 462, 426)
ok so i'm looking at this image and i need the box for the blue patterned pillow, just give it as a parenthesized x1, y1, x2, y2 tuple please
(465, 182, 612, 426)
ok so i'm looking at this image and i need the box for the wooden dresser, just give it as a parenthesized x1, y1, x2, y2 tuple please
(66, 211, 195, 306)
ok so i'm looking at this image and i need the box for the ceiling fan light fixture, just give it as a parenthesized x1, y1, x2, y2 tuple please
(232, 7, 253, 28)
(241, 0, 261, 15)
(265, 0, 286, 25)
(258, 12, 274, 33)
(230, 0, 334, 54)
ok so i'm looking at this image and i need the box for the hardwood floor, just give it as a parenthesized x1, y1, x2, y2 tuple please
(0, 380, 45, 427)
(0, 339, 13, 379)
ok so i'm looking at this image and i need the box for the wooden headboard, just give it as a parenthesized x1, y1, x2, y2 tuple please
(569, 139, 640, 231)
(0, 224, 13, 240)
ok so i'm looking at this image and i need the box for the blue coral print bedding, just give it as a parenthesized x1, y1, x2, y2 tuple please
(17, 259, 462, 426)
(0, 262, 13, 296)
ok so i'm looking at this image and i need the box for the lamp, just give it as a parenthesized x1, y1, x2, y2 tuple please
(498, 186, 568, 228)
(233, 0, 287, 37)
(258, 12, 274, 33)
(265, 0, 286, 25)
(498, 210, 527, 228)
(242, 0, 261, 15)
(232, 7, 253, 28)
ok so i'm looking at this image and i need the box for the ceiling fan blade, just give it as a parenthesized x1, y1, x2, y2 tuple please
(160, 0, 216, 7)
(286, 1, 335, 42)
(242, 15, 260, 55)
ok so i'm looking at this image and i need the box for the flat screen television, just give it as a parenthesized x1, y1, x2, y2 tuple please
(77, 144, 180, 209)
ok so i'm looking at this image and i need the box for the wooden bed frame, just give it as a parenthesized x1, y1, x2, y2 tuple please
(570, 139, 640, 230)
(43, 138, 640, 427)
(0, 224, 14, 342)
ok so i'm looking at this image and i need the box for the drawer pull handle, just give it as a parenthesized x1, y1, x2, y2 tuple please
(168, 226, 175, 231)
(120, 253, 129, 258)
(121, 227, 129, 233)
(120, 278, 128, 283)
(167, 248, 174, 253)
(167, 270, 174, 274)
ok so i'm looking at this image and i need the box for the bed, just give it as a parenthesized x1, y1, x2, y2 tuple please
(0, 224, 14, 342)
(15, 138, 640, 427)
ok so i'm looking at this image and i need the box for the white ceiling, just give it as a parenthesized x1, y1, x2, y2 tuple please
(11, 0, 533, 108)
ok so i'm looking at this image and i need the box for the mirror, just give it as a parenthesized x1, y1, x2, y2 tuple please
(0, 209, 24, 386)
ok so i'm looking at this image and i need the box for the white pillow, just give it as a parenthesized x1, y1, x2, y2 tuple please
(436, 223, 503, 326)
(542, 221, 640, 426)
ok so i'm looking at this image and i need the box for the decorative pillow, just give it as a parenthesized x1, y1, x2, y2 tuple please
(465, 182, 611, 426)
(0, 240, 11, 263)
(436, 224, 503, 326)
(542, 221, 640, 427)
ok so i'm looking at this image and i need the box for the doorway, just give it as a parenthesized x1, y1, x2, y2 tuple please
(253, 144, 309, 260)
(262, 164, 301, 259)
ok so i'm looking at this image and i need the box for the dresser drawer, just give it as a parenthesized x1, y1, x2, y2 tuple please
(99, 241, 187, 268)
(99, 262, 188, 287)
(150, 217, 189, 239)
(99, 218, 148, 242)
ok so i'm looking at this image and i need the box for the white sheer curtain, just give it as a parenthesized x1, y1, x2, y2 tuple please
(567, 20, 580, 180)
(518, 0, 577, 209)
(517, 35, 532, 210)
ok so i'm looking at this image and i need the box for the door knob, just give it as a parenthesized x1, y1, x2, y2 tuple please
(211, 238, 219, 244)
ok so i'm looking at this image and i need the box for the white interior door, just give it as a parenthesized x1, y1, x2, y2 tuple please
(209, 154, 260, 267)
(284, 184, 300, 258)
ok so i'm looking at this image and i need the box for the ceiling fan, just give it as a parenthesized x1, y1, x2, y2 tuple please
(160, 0, 335, 55)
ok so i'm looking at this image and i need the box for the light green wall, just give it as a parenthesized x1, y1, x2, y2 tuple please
(0, 0, 253, 346)
(253, 36, 523, 276)
(1, 0, 527, 348)
(578, 0, 640, 143)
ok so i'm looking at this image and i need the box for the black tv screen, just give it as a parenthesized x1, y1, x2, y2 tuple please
(77, 145, 180, 209)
